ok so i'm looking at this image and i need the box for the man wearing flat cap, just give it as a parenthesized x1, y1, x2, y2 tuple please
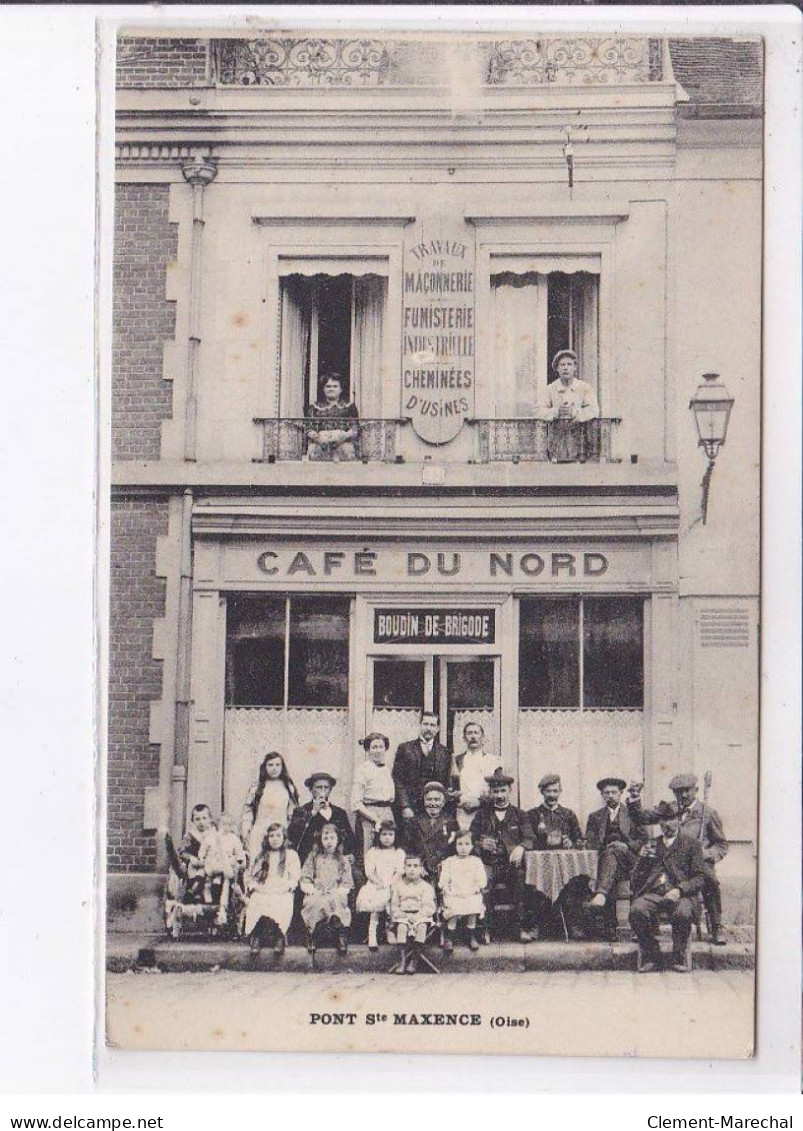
(526, 774, 586, 939)
(473, 771, 536, 942)
(586, 776, 645, 910)
(405, 781, 460, 880)
(628, 773, 728, 945)
(537, 349, 600, 463)
(629, 802, 708, 973)
(288, 771, 356, 865)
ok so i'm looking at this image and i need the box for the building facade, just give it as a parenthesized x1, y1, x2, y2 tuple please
(109, 33, 761, 925)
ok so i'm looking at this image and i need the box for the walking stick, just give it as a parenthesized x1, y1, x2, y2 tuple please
(698, 771, 712, 844)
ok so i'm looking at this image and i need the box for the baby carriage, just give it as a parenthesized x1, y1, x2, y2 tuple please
(163, 833, 246, 940)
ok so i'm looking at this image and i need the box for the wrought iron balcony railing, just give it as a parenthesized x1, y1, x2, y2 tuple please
(254, 417, 406, 463)
(473, 418, 621, 464)
(254, 416, 621, 464)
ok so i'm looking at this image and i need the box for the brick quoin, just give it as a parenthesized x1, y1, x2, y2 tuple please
(117, 37, 208, 88)
(113, 184, 177, 461)
(108, 497, 169, 873)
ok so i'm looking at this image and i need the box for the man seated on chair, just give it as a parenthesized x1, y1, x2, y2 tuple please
(405, 781, 459, 881)
(586, 776, 645, 912)
(288, 772, 356, 866)
(472, 771, 536, 943)
(526, 773, 587, 940)
(629, 802, 707, 973)
(393, 711, 452, 829)
(627, 774, 728, 946)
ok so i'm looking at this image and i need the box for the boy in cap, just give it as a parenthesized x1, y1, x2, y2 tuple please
(628, 773, 728, 945)
(288, 771, 355, 866)
(585, 776, 645, 911)
(472, 771, 536, 942)
(537, 349, 600, 463)
(405, 781, 459, 880)
(526, 773, 586, 939)
(629, 802, 707, 973)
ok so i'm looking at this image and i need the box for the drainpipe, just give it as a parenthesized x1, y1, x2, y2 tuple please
(170, 488, 195, 844)
(180, 150, 217, 461)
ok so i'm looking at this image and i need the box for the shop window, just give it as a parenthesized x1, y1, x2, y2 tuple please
(226, 594, 350, 708)
(490, 261, 599, 417)
(583, 596, 644, 708)
(288, 595, 350, 707)
(226, 596, 285, 707)
(519, 595, 643, 709)
(372, 659, 425, 709)
(519, 598, 581, 708)
(279, 268, 387, 419)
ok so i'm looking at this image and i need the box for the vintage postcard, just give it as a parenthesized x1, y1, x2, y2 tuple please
(104, 22, 761, 1058)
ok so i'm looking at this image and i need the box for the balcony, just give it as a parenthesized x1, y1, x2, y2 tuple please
(253, 417, 621, 464)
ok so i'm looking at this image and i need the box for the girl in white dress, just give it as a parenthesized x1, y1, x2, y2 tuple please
(350, 733, 395, 867)
(244, 823, 301, 956)
(438, 829, 488, 952)
(355, 820, 406, 950)
(241, 751, 299, 862)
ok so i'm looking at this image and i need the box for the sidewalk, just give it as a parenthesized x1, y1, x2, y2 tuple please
(107, 929, 754, 974)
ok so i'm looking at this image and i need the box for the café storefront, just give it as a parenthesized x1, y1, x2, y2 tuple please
(185, 507, 678, 833)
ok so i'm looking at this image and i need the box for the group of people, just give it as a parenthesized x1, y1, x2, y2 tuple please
(302, 351, 599, 463)
(167, 710, 728, 975)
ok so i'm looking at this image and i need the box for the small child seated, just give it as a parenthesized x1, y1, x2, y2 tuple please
(245, 823, 301, 956)
(438, 829, 488, 952)
(389, 854, 437, 975)
(355, 820, 406, 950)
(177, 803, 218, 903)
(300, 822, 355, 954)
(199, 812, 247, 926)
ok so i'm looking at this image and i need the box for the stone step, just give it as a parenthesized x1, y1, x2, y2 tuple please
(107, 932, 754, 975)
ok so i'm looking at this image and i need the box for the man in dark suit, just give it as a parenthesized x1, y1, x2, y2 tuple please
(526, 773, 586, 939)
(586, 776, 645, 909)
(405, 781, 459, 881)
(393, 711, 451, 826)
(287, 772, 355, 864)
(473, 772, 535, 942)
(629, 802, 707, 972)
(628, 773, 728, 945)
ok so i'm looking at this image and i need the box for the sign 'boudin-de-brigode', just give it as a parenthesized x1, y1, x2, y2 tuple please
(402, 216, 475, 444)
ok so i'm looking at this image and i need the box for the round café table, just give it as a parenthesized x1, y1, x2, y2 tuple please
(524, 848, 599, 939)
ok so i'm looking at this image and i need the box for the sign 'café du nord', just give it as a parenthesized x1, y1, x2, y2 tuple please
(255, 546, 615, 581)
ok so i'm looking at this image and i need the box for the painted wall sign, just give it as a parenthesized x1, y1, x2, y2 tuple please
(402, 216, 475, 444)
(375, 607, 495, 645)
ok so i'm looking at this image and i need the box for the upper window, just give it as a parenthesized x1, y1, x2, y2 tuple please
(278, 260, 388, 420)
(490, 255, 600, 418)
(519, 595, 643, 709)
(226, 594, 351, 708)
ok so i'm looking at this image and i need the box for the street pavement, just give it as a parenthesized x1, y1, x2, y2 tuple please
(106, 968, 754, 1059)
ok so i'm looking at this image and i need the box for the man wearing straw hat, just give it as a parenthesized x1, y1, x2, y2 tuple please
(537, 349, 599, 462)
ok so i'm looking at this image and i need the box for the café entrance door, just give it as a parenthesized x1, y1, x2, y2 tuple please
(368, 655, 501, 763)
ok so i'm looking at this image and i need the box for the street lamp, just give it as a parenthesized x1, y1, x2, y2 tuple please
(689, 372, 734, 524)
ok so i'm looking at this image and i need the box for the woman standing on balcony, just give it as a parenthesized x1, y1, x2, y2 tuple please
(537, 350, 599, 462)
(305, 373, 360, 461)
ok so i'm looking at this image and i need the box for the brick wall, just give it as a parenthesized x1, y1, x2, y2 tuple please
(108, 497, 170, 873)
(113, 184, 177, 461)
(117, 37, 208, 88)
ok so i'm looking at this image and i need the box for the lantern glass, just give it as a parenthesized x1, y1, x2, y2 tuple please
(689, 373, 734, 456)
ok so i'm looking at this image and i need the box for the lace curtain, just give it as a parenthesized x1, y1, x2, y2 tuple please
(224, 707, 352, 814)
(518, 709, 644, 817)
(351, 275, 386, 419)
(279, 277, 311, 417)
